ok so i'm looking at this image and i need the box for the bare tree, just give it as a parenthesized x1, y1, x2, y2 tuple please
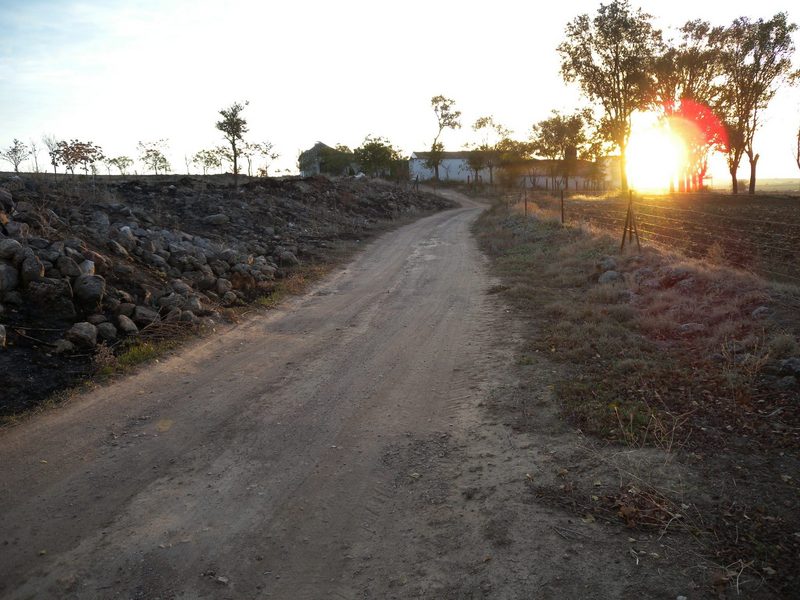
(138, 140, 171, 175)
(1, 139, 31, 173)
(42, 134, 60, 180)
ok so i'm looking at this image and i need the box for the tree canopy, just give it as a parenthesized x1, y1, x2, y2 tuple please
(216, 101, 249, 185)
(558, 0, 663, 191)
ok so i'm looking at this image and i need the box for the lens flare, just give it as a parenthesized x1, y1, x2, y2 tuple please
(626, 112, 687, 192)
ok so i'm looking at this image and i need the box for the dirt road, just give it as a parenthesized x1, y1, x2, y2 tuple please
(1, 192, 699, 599)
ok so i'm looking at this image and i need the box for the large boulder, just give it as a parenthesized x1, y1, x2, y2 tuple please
(27, 279, 76, 320)
(65, 322, 98, 348)
(0, 262, 18, 291)
(73, 274, 106, 305)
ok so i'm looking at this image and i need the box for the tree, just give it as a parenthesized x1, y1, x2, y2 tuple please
(138, 140, 170, 175)
(530, 110, 592, 189)
(193, 149, 222, 175)
(216, 101, 249, 185)
(795, 125, 800, 172)
(256, 141, 280, 177)
(653, 20, 728, 192)
(108, 156, 133, 175)
(472, 116, 510, 185)
(425, 95, 461, 180)
(717, 14, 798, 194)
(1, 139, 31, 173)
(56, 140, 103, 176)
(558, 0, 663, 192)
(42, 135, 60, 179)
(28, 139, 41, 173)
(464, 149, 486, 185)
(354, 135, 400, 178)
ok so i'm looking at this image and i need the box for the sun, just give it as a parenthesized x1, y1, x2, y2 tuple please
(626, 112, 687, 193)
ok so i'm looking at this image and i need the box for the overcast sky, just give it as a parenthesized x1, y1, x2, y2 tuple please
(1, 0, 799, 179)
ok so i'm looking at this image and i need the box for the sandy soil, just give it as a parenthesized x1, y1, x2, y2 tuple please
(0, 191, 704, 599)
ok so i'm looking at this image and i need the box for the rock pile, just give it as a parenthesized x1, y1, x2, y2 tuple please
(0, 174, 454, 413)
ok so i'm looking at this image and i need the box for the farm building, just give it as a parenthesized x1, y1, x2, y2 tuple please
(298, 142, 357, 177)
(409, 150, 614, 190)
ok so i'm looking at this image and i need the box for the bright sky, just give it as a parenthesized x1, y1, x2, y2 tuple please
(1, 0, 799, 179)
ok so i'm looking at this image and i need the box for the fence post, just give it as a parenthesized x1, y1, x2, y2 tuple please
(620, 189, 641, 251)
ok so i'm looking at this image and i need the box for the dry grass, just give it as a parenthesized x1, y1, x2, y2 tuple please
(474, 198, 800, 594)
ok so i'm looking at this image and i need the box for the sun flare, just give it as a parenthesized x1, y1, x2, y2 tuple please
(626, 112, 687, 193)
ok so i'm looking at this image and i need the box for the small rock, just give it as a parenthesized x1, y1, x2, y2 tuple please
(56, 256, 82, 278)
(216, 278, 233, 295)
(79, 260, 96, 276)
(21, 255, 45, 284)
(776, 376, 797, 390)
(65, 322, 98, 348)
(215, 576, 229, 585)
(751, 306, 770, 319)
(779, 357, 800, 377)
(97, 322, 117, 341)
(596, 256, 617, 272)
(678, 322, 706, 336)
(52, 339, 75, 354)
(0, 262, 19, 291)
(203, 213, 230, 226)
(73, 274, 106, 305)
(0, 238, 22, 259)
(222, 291, 237, 305)
(132, 305, 159, 326)
(598, 270, 622, 285)
(117, 314, 139, 335)
(87, 314, 107, 325)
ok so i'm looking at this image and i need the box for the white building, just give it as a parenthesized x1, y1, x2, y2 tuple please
(409, 150, 613, 190)
(409, 151, 491, 183)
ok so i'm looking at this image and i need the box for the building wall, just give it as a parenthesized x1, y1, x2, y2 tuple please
(409, 157, 491, 183)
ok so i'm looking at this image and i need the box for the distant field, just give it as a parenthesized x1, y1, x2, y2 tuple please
(706, 177, 800, 193)
(523, 190, 800, 284)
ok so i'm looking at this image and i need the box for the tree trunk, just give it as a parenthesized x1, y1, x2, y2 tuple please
(730, 169, 738, 195)
(619, 149, 628, 193)
(748, 153, 759, 195)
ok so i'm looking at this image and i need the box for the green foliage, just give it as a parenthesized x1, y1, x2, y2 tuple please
(0, 139, 31, 173)
(354, 135, 400, 178)
(558, 0, 664, 191)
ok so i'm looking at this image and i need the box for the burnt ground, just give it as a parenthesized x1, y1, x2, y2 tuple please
(0, 174, 454, 417)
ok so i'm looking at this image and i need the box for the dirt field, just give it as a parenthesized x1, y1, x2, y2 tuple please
(520, 191, 800, 285)
(0, 191, 722, 599)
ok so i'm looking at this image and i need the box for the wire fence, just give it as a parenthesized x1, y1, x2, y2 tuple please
(511, 189, 800, 286)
